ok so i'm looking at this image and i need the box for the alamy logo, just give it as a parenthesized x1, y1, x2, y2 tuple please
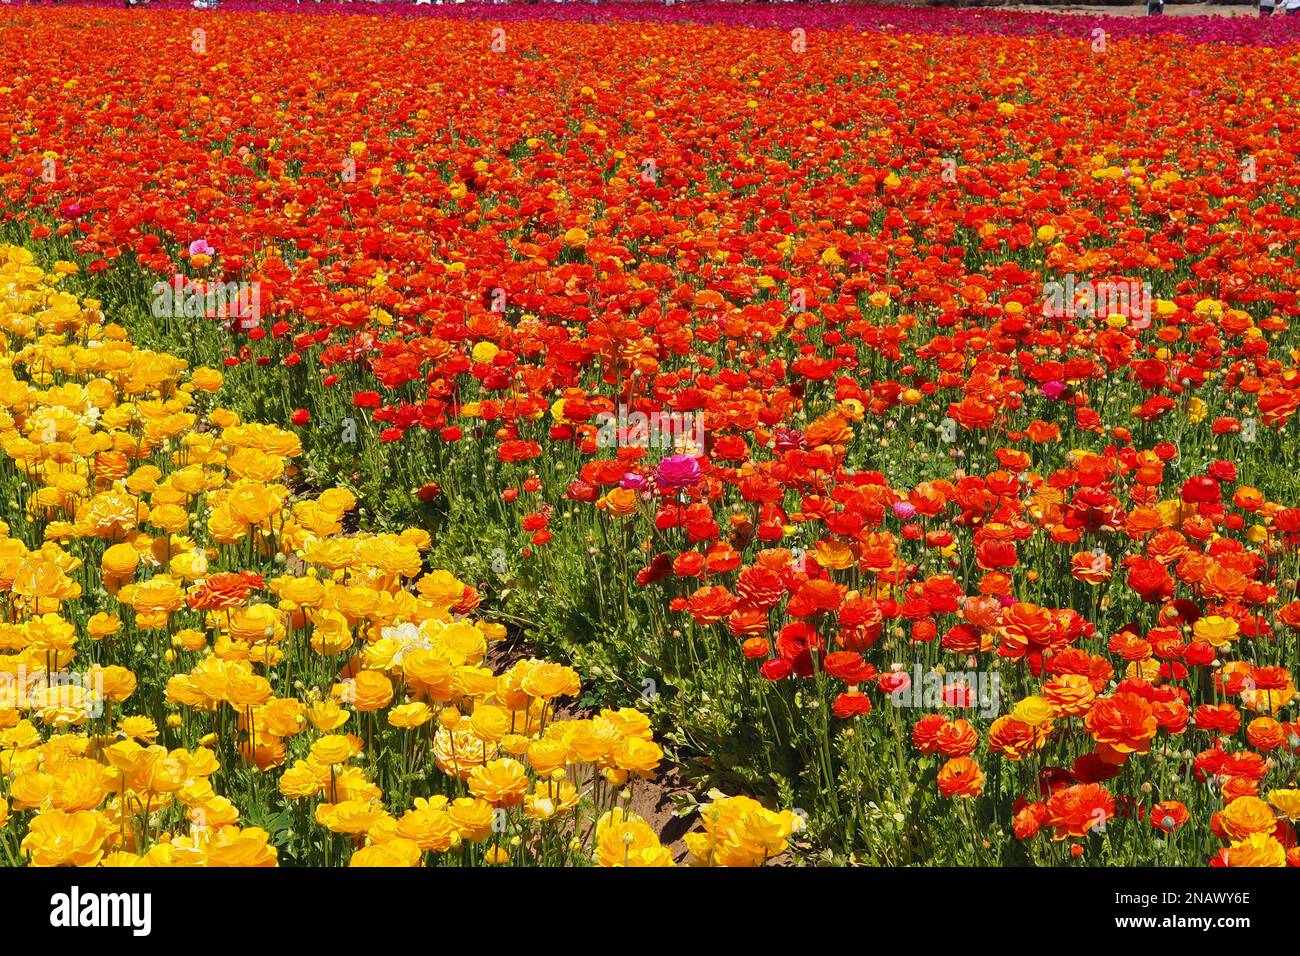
(0, 666, 104, 718)
(594, 405, 705, 452)
(889, 664, 1002, 718)
(50, 887, 151, 936)
(151, 276, 261, 329)
(1042, 274, 1151, 328)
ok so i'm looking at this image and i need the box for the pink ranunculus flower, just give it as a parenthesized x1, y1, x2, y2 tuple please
(655, 454, 701, 490)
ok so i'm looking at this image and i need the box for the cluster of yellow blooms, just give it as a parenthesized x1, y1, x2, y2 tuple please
(597, 795, 805, 868)
(0, 246, 799, 867)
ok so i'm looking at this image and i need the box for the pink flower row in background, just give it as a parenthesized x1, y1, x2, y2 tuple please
(12, 0, 1300, 45)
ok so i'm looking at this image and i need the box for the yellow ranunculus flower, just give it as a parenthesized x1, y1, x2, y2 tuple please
(1012, 696, 1056, 727)
(1193, 615, 1239, 648)
(1267, 789, 1300, 821)
(467, 758, 529, 807)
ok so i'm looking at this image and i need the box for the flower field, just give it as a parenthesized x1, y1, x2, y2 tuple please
(1, 1, 1300, 868)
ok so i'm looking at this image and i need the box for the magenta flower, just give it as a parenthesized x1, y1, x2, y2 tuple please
(656, 454, 701, 490)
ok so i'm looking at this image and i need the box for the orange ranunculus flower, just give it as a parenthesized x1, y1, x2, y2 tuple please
(785, 578, 846, 618)
(1024, 420, 1059, 443)
(599, 487, 639, 518)
(934, 719, 978, 758)
(1219, 796, 1278, 841)
(995, 602, 1064, 660)
(1246, 717, 1286, 752)
(1070, 551, 1112, 584)
(1221, 776, 1260, 804)
(1084, 692, 1157, 755)
(1043, 784, 1115, 840)
(1150, 801, 1189, 832)
(726, 607, 768, 638)
(1041, 674, 1096, 717)
(813, 539, 855, 571)
(987, 716, 1048, 761)
(947, 396, 996, 431)
(936, 757, 984, 798)
(685, 585, 738, 625)
(804, 412, 853, 450)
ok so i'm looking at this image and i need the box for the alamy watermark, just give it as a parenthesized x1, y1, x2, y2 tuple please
(888, 664, 1002, 718)
(50, 886, 151, 936)
(594, 405, 706, 452)
(1042, 274, 1151, 328)
(0, 666, 105, 718)
(151, 276, 261, 330)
